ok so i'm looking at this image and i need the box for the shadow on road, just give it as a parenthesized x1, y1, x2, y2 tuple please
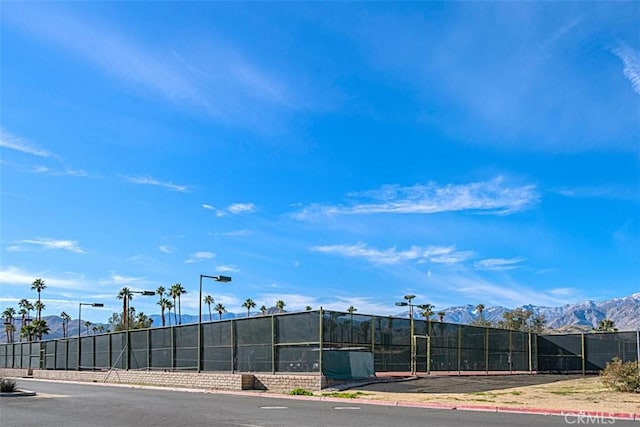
(352, 374, 589, 393)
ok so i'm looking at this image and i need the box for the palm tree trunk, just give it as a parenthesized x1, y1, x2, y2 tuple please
(208, 305, 212, 322)
(173, 297, 178, 325)
(178, 296, 182, 325)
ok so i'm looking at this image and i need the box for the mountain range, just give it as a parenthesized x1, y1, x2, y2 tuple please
(2, 293, 638, 343)
(423, 292, 640, 332)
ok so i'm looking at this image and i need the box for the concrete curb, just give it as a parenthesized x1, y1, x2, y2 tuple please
(0, 389, 37, 397)
(12, 377, 639, 420)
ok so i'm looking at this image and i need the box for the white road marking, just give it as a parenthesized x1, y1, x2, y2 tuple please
(334, 406, 361, 410)
(259, 406, 288, 409)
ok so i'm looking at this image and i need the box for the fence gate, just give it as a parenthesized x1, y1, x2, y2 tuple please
(413, 335, 430, 375)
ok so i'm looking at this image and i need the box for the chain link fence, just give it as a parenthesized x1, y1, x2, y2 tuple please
(1, 310, 636, 377)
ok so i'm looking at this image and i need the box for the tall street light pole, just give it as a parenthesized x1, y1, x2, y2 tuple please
(78, 302, 104, 371)
(123, 290, 155, 370)
(198, 274, 232, 372)
(396, 294, 416, 375)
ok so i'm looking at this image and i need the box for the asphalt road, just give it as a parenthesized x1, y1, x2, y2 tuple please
(1, 379, 636, 427)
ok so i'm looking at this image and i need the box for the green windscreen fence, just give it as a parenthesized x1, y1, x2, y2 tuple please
(538, 331, 639, 373)
(0, 311, 635, 375)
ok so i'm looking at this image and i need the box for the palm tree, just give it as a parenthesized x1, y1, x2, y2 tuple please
(305, 306, 312, 311)
(157, 297, 167, 327)
(165, 299, 174, 326)
(21, 324, 36, 342)
(476, 304, 485, 321)
(60, 311, 71, 338)
(6, 324, 16, 344)
(32, 319, 50, 340)
(420, 304, 434, 319)
(170, 283, 186, 325)
(242, 298, 256, 317)
(597, 319, 617, 332)
(275, 300, 286, 313)
(18, 299, 32, 329)
(203, 295, 214, 321)
(84, 321, 92, 335)
(33, 300, 46, 339)
(437, 311, 446, 322)
(31, 278, 46, 321)
(2, 307, 16, 343)
(156, 286, 165, 326)
(259, 305, 267, 315)
(117, 287, 133, 330)
(214, 303, 226, 320)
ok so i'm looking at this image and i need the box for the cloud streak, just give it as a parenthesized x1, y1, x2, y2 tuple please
(8, 238, 86, 254)
(613, 44, 640, 95)
(0, 129, 55, 158)
(295, 176, 538, 219)
(185, 251, 216, 264)
(310, 242, 473, 265)
(123, 175, 189, 193)
(474, 257, 526, 271)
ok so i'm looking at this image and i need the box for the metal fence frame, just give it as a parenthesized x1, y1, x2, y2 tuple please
(1, 310, 637, 376)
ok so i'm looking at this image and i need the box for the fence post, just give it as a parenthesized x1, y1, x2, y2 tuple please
(126, 329, 130, 370)
(636, 330, 639, 374)
(231, 319, 235, 374)
(457, 325, 462, 375)
(319, 308, 323, 381)
(271, 314, 276, 374)
(485, 327, 489, 374)
(171, 325, 175, 370)
(528, 329, 532, 372)
(581, 333, 585, 375)
(147, 328, 151, 371)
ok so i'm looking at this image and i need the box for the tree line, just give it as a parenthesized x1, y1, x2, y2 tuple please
(2, 283, 620, 342)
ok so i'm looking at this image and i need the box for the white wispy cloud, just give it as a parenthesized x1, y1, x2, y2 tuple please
(101, 273, 148, 286)
(8, 238, 86, 254)
(185, 251, 216, 264)
(554, 185, 639, 202)
(32, 165, 89, 177)
(227, 203, 256, 214)
(613, 44, 640, 95)
(0, 266, 88, 291)
(0, 129, 56, 158)
(7, 7, 317, 131)
(295, 176, 538, 219)
(158, 245, 174, 254)
(444, 273, 572, 308)
(310, 242, 472, 265)
(474, 257, 526, 271)
(123, 175, 189, 193)
(215, 265, 237, 273)
(203, 203, 257, 216)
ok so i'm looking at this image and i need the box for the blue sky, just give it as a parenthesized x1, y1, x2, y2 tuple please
(1, 2, 638, 324)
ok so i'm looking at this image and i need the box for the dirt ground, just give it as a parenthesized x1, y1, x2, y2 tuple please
(346, 375, 640, 414)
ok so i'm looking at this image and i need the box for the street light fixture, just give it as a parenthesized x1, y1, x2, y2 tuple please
(124, 290, 156, 330)
(78, 303, 104, 338)
(198, 274, 232, 372)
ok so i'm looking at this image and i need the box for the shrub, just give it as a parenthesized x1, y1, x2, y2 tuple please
(289, 387, 314, 396)
(0, 377, 17, 393)
(321, 391, 365, 399)
(600, 357, 640, 393)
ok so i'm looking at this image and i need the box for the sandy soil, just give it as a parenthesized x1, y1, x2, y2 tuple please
(347, 375, 640, 414)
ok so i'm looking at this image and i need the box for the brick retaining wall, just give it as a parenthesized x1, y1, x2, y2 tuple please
(0, 368, 347, 393)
